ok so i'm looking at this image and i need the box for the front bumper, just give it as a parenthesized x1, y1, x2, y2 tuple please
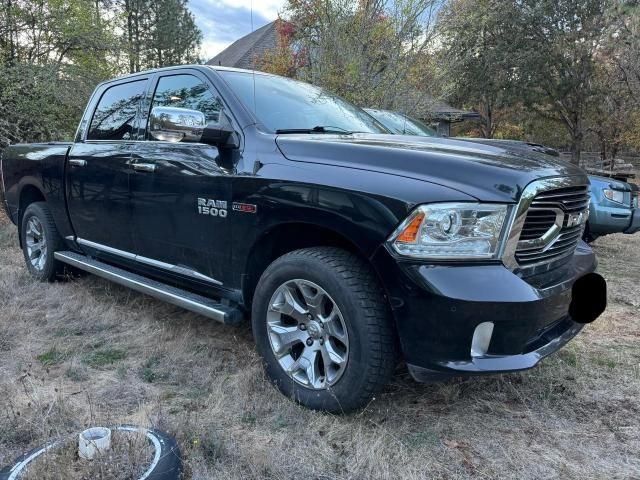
(407, 319, 583, 381)
(372, 242, 606, 381)
(589, 204, 637, 236)
(624, 208, 640, 234)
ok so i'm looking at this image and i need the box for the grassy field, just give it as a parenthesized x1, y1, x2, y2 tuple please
(0, 209, 639, 479)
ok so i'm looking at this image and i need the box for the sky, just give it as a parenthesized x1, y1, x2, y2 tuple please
(189, 0, 287, 62)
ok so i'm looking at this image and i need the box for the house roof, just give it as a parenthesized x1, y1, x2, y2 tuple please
(206, 21, 279, 70)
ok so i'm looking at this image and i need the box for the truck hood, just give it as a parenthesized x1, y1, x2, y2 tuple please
(275, 133, 587, 202)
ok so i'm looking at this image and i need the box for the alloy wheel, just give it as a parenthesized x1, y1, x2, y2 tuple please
(25, 216, 47, 272)
(266, 279, 349, 389)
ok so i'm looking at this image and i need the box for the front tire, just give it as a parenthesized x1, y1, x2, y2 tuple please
(252, 247, 397, 413)
(20, 202, 65, 281)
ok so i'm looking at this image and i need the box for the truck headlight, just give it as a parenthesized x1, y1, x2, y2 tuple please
(603, 188, 625, 205)
(389, 203, 511, 259)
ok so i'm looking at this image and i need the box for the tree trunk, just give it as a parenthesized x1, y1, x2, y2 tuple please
(570, 132, 583, 165)
(481, 98, 493, 139)
(568, 114, 584, 165)
(134, 0, 140, 72)
(125, 0, 135, 73)
(599, 135, 606, 161)
(610, 141, 620, 161)
(7, 0, 16, 64)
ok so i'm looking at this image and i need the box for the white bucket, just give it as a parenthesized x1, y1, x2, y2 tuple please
(78, 427, 111, 460)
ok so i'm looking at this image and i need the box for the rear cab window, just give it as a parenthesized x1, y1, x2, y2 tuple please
(87, 80, 147, 141)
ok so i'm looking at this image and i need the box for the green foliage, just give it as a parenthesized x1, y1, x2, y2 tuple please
(437, 0, 640, 161)
(513, 0, 611, 162)
(622, 111, 640, 151)
(437, 0, 519, 138)
(265, 0, 442, 112)
(139, 355, 169, 383)
(0, 0, 201, 148)
(83, 347, 127, 367)
(120, 0, 202, 72)
(583, 1, 640, 159)
(0, 0, 118, 146)
(37, 347, 67, 366)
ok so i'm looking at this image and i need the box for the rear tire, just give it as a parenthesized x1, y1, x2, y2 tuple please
(252, 247, 397, 413)
(20, 202, 65, 282)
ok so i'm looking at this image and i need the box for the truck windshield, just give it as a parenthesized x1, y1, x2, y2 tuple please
(218, 70, 387, 134)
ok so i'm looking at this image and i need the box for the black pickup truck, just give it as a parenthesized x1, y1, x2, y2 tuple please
(0, 65, 606, 412)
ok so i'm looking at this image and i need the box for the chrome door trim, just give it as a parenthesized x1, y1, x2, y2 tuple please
(77, 238, 136, 260)
(502, 175, 589, 271)
(76, 238, 222, 285)
(135, 254, 223, 285)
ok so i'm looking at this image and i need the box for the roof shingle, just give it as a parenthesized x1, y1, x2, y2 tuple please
(206, 21, 279, 69)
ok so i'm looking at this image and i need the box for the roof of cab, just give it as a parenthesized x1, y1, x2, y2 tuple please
(96, 64, 276, 88)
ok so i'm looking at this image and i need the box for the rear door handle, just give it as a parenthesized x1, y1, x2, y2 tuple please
(69, 159, 87, 167)
(132, 163, 156, 173)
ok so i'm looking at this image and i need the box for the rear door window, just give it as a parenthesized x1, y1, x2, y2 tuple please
(87, 80, 147, 141)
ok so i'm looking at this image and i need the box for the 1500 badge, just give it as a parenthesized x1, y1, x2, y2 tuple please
(197, 198, 227, 217)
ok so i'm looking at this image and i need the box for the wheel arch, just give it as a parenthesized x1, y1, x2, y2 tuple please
(242, 221, 387, 309)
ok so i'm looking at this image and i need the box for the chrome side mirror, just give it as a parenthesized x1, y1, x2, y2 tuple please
(149, 106, 206, 143)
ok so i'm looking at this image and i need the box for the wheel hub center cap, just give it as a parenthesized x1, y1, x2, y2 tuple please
(307, 320, 322, 339)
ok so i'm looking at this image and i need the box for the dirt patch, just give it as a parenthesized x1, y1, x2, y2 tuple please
(0, 209, 639, 479)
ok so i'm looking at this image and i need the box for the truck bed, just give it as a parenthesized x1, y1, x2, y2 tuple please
(1, 142, 72, 226)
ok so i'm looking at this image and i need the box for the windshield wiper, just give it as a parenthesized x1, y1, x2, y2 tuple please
(275, 125, 354, 135)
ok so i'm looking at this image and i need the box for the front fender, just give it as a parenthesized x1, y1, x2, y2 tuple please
(227, 159, 481, 295)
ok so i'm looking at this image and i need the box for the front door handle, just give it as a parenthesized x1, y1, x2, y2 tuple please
(132, 163, 156, 173)
(69, 159, 87, 167)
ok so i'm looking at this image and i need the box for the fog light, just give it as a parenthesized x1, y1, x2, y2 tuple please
(471, 322, 494, 358)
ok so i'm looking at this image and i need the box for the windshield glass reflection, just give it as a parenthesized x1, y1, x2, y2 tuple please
(218, 70, 387, 134)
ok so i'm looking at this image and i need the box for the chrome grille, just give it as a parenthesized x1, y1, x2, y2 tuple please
(515, 185, 589, 267)
(519, 210, 558, 240)
(529, 186, 590, 213)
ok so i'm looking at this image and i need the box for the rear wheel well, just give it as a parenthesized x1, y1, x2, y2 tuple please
(243, 224, 375, 308)
(18, 185, 46, 244)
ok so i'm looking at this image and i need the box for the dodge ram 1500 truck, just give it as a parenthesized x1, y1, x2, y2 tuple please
(1, 66, 606, 412)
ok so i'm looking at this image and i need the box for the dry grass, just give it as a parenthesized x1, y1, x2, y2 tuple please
(21, 430, 153, 480)
(0, 209, 639, 479)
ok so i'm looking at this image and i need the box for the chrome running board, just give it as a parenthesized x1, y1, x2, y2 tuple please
(54, 251, 243, 325)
